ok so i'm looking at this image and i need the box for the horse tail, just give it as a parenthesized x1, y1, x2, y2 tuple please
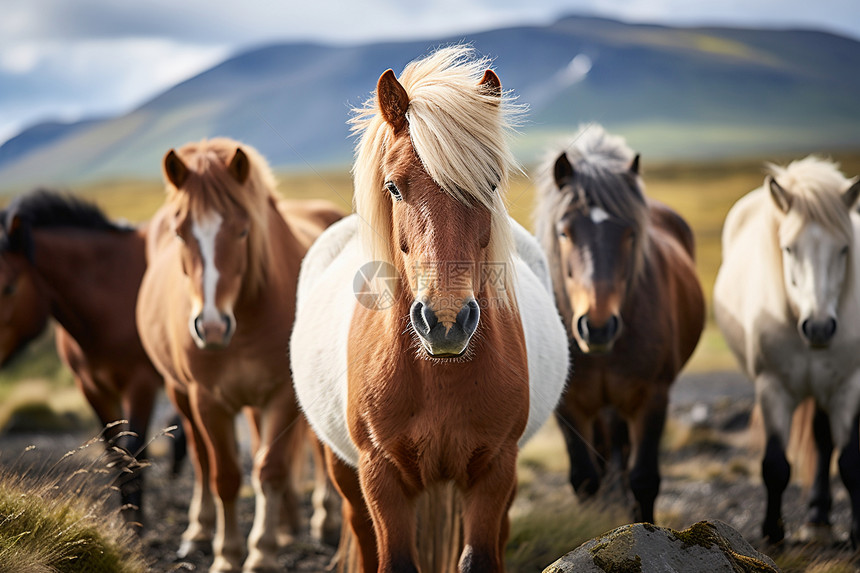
(416, 483, 463, 573)
(749, 398, 817, 488)
(787, 398, 817, 489)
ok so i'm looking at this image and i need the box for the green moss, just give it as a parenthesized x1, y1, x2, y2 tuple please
(588, 526, 643, 573)
(673, 522, 778, 573)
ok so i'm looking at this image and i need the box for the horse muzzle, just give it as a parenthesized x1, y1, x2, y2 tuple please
(190, 311, 236, 349)
(410, 298, 480, 358)
(799, 317, 837, 349)
(575, 314, 621, 355)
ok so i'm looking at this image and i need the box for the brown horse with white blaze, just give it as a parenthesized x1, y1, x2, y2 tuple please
(136, 138, 338, 572)
(534, 125, 705, 523)
(291, 46, 569, 573)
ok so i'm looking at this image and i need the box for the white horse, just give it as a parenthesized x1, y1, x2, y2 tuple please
(714, 155, 860, 545)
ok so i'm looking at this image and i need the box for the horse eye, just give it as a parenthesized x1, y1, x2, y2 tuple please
(385, 181, 402, 201)
(783, 246, 792, 255)
(239, 228, 249, 239)
(1, 283, 15, 296)
(558, 230, 567, 239)
(841, 246, 849, 256)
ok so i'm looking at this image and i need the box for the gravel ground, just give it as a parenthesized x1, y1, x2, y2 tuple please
(2, 369, 859, 571)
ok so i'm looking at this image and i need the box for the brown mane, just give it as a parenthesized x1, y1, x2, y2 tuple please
(165, 138, 279, 295)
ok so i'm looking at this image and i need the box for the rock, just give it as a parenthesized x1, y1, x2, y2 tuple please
(543, 520, 780, 572)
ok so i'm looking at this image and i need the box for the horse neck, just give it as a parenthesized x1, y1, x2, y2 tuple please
(234, 200, 303, 314)
(28, 227, 145, 343)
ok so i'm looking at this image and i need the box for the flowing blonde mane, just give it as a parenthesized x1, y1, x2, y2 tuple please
(165, 137, 278, 295)
(767, 156, 858, 245)
(351, 45, 524, 305)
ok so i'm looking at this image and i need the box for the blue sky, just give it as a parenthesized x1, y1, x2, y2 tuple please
(1, 0, 858, 144)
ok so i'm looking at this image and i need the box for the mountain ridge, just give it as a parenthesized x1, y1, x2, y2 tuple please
(1, 15, 859, 193)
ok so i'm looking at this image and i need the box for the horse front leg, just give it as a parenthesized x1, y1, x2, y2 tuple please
(189, 384, 243, 573)
(627, 386, 668, 524)
(245, 387, 302, 572)
(309, 429, 341, 545)
(116, 369, 160, 527)
(804, 405, 834, 541)
(166, 379, 216, 558)
(828, 378, 860, 548)
(359, 449, 419, 573)
(459, 446, 518, 573)
(756, 374, 794, 544)
(554, 399, 600, 500)
(326, 447, 378, 573)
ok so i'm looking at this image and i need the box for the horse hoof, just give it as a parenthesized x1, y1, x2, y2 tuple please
(798, 522, 835, 545)
(243, 551, 280, 572)
(210, 555, 244, 573)
(177, 538, 212, 559)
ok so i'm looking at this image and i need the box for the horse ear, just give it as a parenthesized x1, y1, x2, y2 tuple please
(164, 149, 189, 189)
(479, 69, 502, 104)
(377, 69, 409, 132)
(768, 176, 792, 213)
(4, 213, 34, 261)
(630, 154, 641, 175)
(842, 179, 860, 209)
(228, 148, 251, 184)
(554, 152, 574, 189)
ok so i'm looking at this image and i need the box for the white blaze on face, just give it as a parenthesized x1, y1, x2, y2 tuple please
(590, 207, 610, 224)
(191, 210, 224, 323)
(783, 221, 846, 323)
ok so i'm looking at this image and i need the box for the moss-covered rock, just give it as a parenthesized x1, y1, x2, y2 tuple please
(543, 520, 780, 573)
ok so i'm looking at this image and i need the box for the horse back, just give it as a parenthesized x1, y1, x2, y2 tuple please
(647, 197, 696, 260)
(642, 206, 706, 377)
(275, 198, 347, 250)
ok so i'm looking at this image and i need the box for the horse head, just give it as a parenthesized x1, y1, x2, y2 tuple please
(0, 210, 50, 365)
(163, 143, 265, 350)
(769, 170, 860, 348)
(365, 67, 511, 359)
(552, 149, 644, 354)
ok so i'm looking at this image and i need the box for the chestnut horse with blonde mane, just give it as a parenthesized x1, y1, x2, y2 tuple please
(0, 190, 179, 526)
(534, 125, 705, 524)
(137, 138, 340, 572)
(291, 46, 569, 573)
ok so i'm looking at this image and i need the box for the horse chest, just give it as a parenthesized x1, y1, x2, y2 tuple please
(353, 369, 528, 482)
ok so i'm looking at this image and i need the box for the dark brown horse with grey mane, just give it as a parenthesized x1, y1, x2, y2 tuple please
(0, 190, 174, 526)
(534, 125, 705, 523)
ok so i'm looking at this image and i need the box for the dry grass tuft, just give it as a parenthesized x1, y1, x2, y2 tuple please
(0, 429, 152, 573)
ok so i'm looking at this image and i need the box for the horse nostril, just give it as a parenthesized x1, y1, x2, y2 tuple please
(801, 319, 812, 339)
(825, 317, 837, 339)
(457, 299, 480, 337)
(606, 315, 620, 339)
(576, 315, 589, 342)
(221, 314, 234, 338)
(410, 301, 437, 335)
(193, 315, 205, 339)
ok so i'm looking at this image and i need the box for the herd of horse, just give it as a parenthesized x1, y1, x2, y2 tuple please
(0, 43, 858, 572)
